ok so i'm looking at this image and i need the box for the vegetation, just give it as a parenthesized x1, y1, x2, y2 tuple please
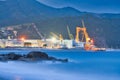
(0, 0, 120, 48)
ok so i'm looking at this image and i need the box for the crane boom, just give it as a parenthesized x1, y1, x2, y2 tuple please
(50, 32, 59, 39)
(50, 32, 63, 40)
(82, 20, 85, 28)
(67, 26, 74, 40)
(32, 23, 44, 39)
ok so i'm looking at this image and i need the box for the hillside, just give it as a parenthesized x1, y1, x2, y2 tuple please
(0, 0, 81, 26)
(0, 0, 120, 48)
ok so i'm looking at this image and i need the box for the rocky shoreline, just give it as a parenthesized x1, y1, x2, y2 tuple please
(0, 51, 68, 63)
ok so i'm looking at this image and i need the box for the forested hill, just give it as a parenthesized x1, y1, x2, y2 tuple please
(0, 0, 120, 48)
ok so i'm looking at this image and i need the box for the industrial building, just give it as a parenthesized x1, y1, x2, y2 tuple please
(0, 39, 77, 49)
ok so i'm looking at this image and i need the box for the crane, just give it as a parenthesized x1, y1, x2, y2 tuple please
(81, 20, 87, 42)
(75, 26, 96, 50)
(75, 21, 106, 51)
(50, 32, 63, 41)
(76, 20, 91, 43)
(82, 20, 85, 28)
(75, 20, 96, 51)
(75, 27, 90, 43)
(32, 23, 45, 40)
(67, 26, 74, 40)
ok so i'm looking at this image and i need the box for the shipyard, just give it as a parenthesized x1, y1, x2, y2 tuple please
(0, 21, 106, 51)
(1, 0, 120, 80)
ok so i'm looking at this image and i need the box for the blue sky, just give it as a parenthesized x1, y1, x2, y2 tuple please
(37, 0, 120, 13)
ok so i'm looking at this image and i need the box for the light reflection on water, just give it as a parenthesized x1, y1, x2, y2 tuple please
(0, 49, 120, 80)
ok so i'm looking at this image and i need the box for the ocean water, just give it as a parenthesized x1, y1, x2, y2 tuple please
(0, 49, 120, 80)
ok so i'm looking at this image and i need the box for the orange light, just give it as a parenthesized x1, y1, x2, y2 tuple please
(87, 38, 90, 41)
(18, 35, 27, 41)
(21, 37, 25, 41)
(91, 39, 94, 44)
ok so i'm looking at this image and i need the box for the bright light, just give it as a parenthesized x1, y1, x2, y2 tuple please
(87, 38, 90, 41)
(19, 35, 27, 41)
(91, 39, 94, 43)
(21, 37, 25, 41)
(90, 39, 94, 44)
(51, 37, 57, 42)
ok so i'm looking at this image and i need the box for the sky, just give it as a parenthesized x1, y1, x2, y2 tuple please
(37, 0, 120, 13)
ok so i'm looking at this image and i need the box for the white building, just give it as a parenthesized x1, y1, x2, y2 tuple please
(5, 40, 24, 47)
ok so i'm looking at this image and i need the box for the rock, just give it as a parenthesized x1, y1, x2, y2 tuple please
(57, 58, 68, 62)
(48, 56, 57, 60)
(0, 54, 5, 56)
(0, 51, 68, 62)
(18, 57, 31, 61)
(0, 52, 22, 61)
(48, 56, 68, 62)
(6, 52, 22, 60)
(26, 51, 49, 60)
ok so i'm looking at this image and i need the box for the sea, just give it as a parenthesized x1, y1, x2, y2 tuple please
(0, 48, 120, 80)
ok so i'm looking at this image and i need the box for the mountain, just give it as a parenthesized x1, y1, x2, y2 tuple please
(0, 0, 120, 48)
(0, 0, 81, 26)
